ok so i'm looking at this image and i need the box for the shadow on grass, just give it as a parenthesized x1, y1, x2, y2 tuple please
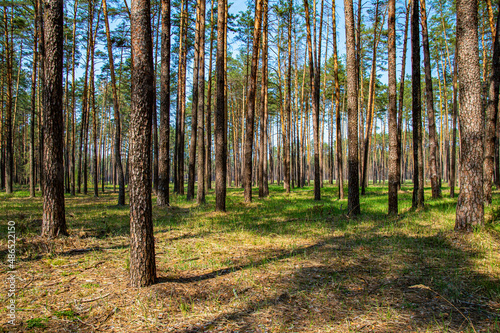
(167, 232, 499, 332)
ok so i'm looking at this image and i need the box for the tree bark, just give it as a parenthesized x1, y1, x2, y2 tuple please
(455, 0, 484, 231)
(483, 8, 500, 205)
(215, 0, 227, 211)
(30, 0, 39, 198)
(196, 0, 206, 204)
(411, 0, 424, 208)
(129, 0, 156, 286)
(258, 0, 269, 198)
(344, 0, 360, 215)
(41, 0, 67, 238)
(388, 0, 398, 215)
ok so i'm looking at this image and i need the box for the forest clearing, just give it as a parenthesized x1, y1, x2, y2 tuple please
(1, 184, 500, 332)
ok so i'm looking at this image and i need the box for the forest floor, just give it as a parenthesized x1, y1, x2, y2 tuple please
(1, 182, 500, 332)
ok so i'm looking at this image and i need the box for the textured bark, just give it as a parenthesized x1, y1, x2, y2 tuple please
(483, 10, 500, 205)
(258, 0, 269, 198)
(388, 0, 398, 215)
(243, 0, 263, 203)
(196, 0, 206, 204)
(129, 0, 156, 286)
(41, 0, 67, 238)
(332, 0, 343, 200)
(344, 0, 360, 215)
(411, 0, 424, 208)
(103, 0, 125, 205)
(283, 0, 292, 194)
(420, 0, 440, 199)
(455, 0, 484, 231)
(215, 0, 227, 211)
(157, 0, 171, 207)
(70, 0, 78, 196)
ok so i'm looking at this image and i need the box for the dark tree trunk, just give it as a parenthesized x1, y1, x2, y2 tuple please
(283, 0, 292, 194)
(344, 0, 360, 215)
(157, 0, 171, 207)
(187, 3, 201, 201)
(450, 52, 458, 198)
(30, 0, 39, 198)
(3, 5, 13, 193)
(70, 0, 78, 196)
(455, 0, 484, 230)
(421, 0, 440, 199)
(41, 0, 67, 238)
(411, 0, 424, 208)
(388, 0, 398, 215)
(243, 0, 263, 203)
(483, 9, 500, 205)
(258, 0, 269, 198)
(196, 0, 206, 204)
(129, 0, 156, 286)
(205, 0, 215, 191)
(215, 0, 227, 211)
(397, 1, 409, 190)
(332, 0, 343, 200)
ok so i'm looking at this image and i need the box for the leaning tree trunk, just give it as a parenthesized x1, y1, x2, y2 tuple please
(455, 0, 484, 230)
(41, 0, 67, 238)
(129, 0, 156, 286)
(157, 0, 171, 207)
(344, 0, 360, 215)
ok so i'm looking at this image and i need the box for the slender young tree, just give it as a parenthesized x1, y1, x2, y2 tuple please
(158, 0, 171, 207)
(3, 5, 13, 193)
(332, 0, 343, 200)
(129, 0, 156, 286)
(41, 0, 67, 237)
(196, 0, 206, 204)
(215, 0, 227, 211)
(258, 0, 269, 198)
(388, 0, 398, 214)
(483, 8, 500, 205)
(243, 0, 263, 203)
(450, 52, 458, 198)
(455, 0, 484, 230)
(421, 0, 440, 199)
(103, 0, 125, 205)
(344, 0, 360, 215)
(397, 0, 409, 189)
(283, 0, 292, 194)
(30, 0, 39, 198)
(411, 0, 424, 208)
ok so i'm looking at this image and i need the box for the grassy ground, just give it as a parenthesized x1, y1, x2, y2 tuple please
(1, 182, 500, 332)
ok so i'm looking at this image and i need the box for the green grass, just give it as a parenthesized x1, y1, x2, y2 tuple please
(1, 181, 499, 332)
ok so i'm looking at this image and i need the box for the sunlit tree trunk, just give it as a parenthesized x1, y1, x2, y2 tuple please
(129, 0, 156, 286)
(388, 0, 398, 215)
(455, 0, 484, 231)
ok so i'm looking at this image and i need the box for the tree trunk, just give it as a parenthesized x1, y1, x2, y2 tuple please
(215, 0, 227, 211)
(343, 0, 360, 215)
(129, 0, 156, 286)
(3, 5, 13, 193)
(196, 0, 206, 204)
(332, 1, 343, 199)
(243, 0, 263, 203)
(483, 9, 500, 205)
(411, 0, 424, 208)
(41, 0, 67, 238)
(30, 0, 39, 198)
(258, 0, 269, 198)
(205, 0, 215, 191)
(388, 0, 398, 215)
(157, 0, 171, 207)
(455, 0, 484, 230)
(420, 0, 440, 199)
(397, 0, 409, 190)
